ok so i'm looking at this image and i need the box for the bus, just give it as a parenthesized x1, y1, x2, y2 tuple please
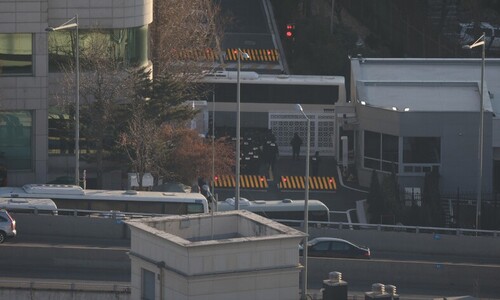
(216, 198, 330, 223)
(0, 184, 209, 215)
(0, 197, 58, 215)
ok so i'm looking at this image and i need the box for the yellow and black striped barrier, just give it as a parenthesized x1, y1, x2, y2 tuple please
(214, 175, 268, 189)
(225, 48, 279, 62)
(279, 176, 337, 191)
(173, 48, 218, 61)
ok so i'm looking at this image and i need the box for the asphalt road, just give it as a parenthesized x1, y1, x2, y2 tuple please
(2, 235, 499, 299)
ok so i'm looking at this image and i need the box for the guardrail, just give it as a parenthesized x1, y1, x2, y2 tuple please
(0, 279, 130, 292)
(22, 209, 500, 238)
(275, 219, 500, 238)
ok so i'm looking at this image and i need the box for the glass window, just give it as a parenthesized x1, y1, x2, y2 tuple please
(0, 33, 33, 75)
(0, 111, 32, 170)
(49, 113, 74, 155)
(213, 83, 339, 104)
(312, 241, 330, 251)
(331, 241, 350, 251)
(363, 131, 399, 172)
(48, 26, 149, 72)
(382, 134, 398, 162)
(403, 137, 441, 163)
(364, 131, 380, 159)
(141, 268, 155, 300)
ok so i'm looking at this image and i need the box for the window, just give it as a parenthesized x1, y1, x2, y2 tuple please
(0, 111, 32, 170)
(48, 26, 149, 72)
(331, 241, 350, 251)
(312, 241, 330, 251)
(363, 130, 399, 172)
(403, 137, 440, 163)
(213, 83, 339, 104)
(141, 268, 155, 300)
(0, 33, 33, 75)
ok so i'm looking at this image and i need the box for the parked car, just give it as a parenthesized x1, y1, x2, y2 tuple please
(299, 237, 370, 259)
(0, 209, 17, 243)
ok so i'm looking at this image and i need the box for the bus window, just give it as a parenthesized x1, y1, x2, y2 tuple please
(127, 202, 162, 214)
(187, 203, 205, 214)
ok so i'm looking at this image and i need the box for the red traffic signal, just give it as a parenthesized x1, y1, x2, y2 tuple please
(285, 23, 295, 39)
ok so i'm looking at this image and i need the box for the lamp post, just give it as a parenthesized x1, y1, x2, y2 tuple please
(47, 15, 80, 186)
(296, 104, 310, 300)
(235, 49, 249, 210)
(463, 33, 485, 230)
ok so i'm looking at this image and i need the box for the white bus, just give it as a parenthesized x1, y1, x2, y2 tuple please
(217, 198, 330, 223)
(0, 184, 209, 215)
(0, 197, 58, 215)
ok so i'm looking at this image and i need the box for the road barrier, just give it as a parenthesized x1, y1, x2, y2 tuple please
(279, 176, 337, 191)
(213, 175, 268, 189)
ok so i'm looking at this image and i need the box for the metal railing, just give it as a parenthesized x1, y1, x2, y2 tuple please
(19, 208, 500, 237)
(0, 278, 130, 293)
(275, 219, 500, 238)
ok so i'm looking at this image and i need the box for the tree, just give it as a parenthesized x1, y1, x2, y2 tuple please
(422, 168, 444, 227)
(380, 167, 401, 224)
(367, 169, 384, 223)
(118, 105, 166, 190)
(50, 28, 128, 188)
(160, 125, 234, 185)
(151, 0, 224, 77)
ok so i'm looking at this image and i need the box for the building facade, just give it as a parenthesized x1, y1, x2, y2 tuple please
(349, 58, 499, 195)
(127, 210, 305, 300)
(0, 0, 152, 187)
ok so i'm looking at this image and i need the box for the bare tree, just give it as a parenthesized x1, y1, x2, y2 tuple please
(151, 0, 225, 77)
(50, 0, 227, 188)
(118, 105, 167, 190)
(50, 29, 129, 188)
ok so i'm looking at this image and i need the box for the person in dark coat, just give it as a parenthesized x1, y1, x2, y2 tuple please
(290, 132, 302, 161)
(263, 140, 279, 176)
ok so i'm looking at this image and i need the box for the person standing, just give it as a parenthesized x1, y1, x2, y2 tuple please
(290, 132, 302, 161)
(263, 140, 279, 177)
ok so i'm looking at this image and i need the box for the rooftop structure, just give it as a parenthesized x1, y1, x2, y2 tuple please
(127, 210, 305, 300)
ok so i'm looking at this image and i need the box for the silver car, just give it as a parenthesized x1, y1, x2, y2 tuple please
(0, 209, 16, 243)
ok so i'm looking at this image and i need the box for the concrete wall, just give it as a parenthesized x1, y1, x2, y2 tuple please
(308, 227, 500, 258)
(13, 213, 130, 239)
(0, 289, 130, 300)
(308, 257, 500, 296)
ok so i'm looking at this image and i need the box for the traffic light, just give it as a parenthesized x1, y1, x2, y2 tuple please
(285, 23, 295, 40)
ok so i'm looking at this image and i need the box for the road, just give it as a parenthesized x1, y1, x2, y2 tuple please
(2, 235, 499, 299)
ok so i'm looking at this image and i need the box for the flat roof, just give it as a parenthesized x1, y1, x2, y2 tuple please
(352, 58, 500, 114)
(126, 210, 305, 246)
(358, 81, 485, 112)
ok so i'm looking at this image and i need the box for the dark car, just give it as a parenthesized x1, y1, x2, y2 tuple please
(299, 237, 370, 259)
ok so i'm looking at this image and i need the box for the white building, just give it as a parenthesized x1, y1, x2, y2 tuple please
(126, 210, 305, 300)
(348, 57, 500, 195)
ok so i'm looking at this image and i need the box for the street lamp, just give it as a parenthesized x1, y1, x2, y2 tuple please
(235, 48, 249, 210)
(46, 15, 80, 186)
(463, 33, 485, 230)
(296, 103, 310, 300)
